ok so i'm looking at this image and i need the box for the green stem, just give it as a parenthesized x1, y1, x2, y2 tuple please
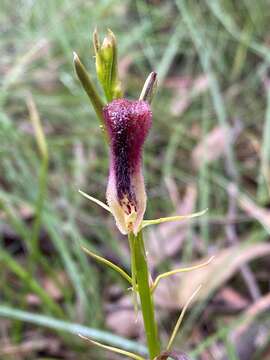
(129, 231, 160, 359)
(128, 235, 139, 314)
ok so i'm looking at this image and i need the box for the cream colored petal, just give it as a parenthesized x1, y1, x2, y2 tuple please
(106, 174, 128, 234)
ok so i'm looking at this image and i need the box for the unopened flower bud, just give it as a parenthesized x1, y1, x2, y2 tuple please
(93, 29, 123, 101)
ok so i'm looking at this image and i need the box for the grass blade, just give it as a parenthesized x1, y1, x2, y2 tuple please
(0, 305, 148, 356)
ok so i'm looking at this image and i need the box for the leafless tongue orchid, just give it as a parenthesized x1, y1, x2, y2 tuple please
(103, 99, 152, 235)
(74, 29, 208, 360)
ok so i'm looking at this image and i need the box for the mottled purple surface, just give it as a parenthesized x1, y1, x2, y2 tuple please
(103, 99, 152, 211)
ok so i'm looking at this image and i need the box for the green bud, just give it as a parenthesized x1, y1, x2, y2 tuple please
(93, 29, 123, 102)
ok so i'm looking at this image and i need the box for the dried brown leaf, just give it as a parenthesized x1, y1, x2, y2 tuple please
(0, 338, 60, 356)
(155, 351, 190, 360)
(154, 243, 270, 309)
(192, 126, 241, 170)
(233, 292, 270, 339)
(236, 189, 270, 232)
(192, 126, 228, 168)
(26, 293, 41, 306)
(106, 295, 144, 338)
(42, 272, 68, 301)
(213, 286, 249, 311)
(170, 75, 209, 116)
(147, 184, 197, 267)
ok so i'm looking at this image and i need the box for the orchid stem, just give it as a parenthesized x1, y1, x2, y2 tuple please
(129, 231, 160, 359)
(128, 234, 139, 313)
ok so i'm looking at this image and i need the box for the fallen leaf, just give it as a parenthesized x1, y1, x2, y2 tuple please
(218, 293, 270, 360)
(154, 243, 270, 309)
(192, 125, 242, 169)
(26, 294, 41, 306)
(147, 184, 197, 267)
(106, 295, 144, 338)
(42, 272, 68, 301)
(212, 286, 249, 312)
(0, 337, 60, 356)
(192, 126, 228, 168)
(155, 351, 190, 360)
(232, 292, 270, 339)
(232, 186, 270, 233)
(164, 75, 193, 90)
(170, 75, 209, 116)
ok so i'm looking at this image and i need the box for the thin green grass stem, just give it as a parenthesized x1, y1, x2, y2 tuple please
(0, 305, 147, 356)
(30, 155, 48, 269)
(27, 94, 49, 271)
(0, 250, 64, 318)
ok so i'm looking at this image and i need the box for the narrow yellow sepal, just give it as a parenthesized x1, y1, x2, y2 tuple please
(78, 189, 111, 213)
(82, 246, 132, 286)
(142, 208, 208, 229)
(151, 256, 214, 293)
(79, 334, 145, 360)
(166, 284, 202, 351)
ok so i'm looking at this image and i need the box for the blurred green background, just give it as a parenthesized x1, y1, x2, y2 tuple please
(1, 0, 270, 359)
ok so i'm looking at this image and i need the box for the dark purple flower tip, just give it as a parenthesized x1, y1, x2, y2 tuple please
(103, 99, 152, 164)
(103, 99, 152, 234)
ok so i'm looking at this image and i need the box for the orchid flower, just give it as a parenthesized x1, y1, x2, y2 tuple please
(104, 98, 152, 235)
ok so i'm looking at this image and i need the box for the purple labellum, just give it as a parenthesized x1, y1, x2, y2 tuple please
(103, 99, 152, 234)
